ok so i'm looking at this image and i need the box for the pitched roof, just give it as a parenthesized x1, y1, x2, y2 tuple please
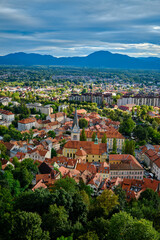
(84, 129, 125, 139)
(109, 154, 143, 171)
(0, 109, 14, 115)
(0, 141, 14, 150)
(75, 148, 87, 156)
(18, 118, 36, 124)
(76, 162, 97, 174)
(32, 179, 47, 191)
(64, 140, 107, 155)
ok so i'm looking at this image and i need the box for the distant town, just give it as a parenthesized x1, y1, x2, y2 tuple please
(0, 66, 160, 239)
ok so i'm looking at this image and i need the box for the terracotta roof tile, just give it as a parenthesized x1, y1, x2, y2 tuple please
(64, 140, 107, 155)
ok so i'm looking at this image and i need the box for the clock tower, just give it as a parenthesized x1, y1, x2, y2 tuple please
(71, 107, 80, 141)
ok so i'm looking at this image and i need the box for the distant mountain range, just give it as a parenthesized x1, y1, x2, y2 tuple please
(0, 51, 160, 69)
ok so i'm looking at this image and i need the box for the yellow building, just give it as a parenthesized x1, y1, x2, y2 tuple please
(61, 140, 108, 163)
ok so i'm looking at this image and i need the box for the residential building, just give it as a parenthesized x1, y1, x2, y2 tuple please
(84, 129, 125, 151)
(109, 154, 144, 180)
(69, 92, 113, 105)
(46, 112, 66, 123)
(121, 178, 160, 200)
(18, 118, 36, 131)
(26, 148, 50, 161)
(117, 94, 160, 107)
(26, 103, 53, 115)
(0, 109, 15, 122)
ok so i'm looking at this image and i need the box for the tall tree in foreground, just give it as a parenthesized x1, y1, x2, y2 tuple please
(96, 190, 119, 216)
(11, 211, 50, 240)
(108, 211, 160, 240)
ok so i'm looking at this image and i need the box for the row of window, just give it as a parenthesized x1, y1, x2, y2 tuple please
(111, 171, 143, 175)
(110, 176, 143, 180)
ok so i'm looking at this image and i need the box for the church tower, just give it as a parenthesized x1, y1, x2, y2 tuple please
(71, 107, 80, 141)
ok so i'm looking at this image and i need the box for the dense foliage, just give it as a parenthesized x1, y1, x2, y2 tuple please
(0, 159, 160, 240)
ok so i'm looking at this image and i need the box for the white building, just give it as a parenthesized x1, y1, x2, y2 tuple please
(152, 159, 160, 180)
(0, 109, 15, 123)
(26, 103, 53, 115)
(18, 118, 36, 131)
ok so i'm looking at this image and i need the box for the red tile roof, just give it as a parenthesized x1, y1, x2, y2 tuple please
(75, 148, 87, 156)
(18, 118, 36, 124)
(0, 109, 14, 115)
(64, 140, 107, 155)
(84, 129, 125, 139)
(32, 179, 47, 191)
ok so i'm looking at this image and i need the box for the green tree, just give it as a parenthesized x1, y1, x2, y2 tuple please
(13, 167, 33, 189)
(91, 132, 96, 142)
(12, 157, 20, 168)
(48, 130, 56, 138)
(0, 125, 8, 135)
(96, 190, 119, 216)
(112, 138, 117, 153)
(43, 204, 69, 239)
(124, 139, 135, 156)
(139, 189, 160, 209)
(11, 211, 50, 240)
(3, 134, 11, 142)
(78, 231, 99, 240)
(119, 117, 135, 136)
(87, 217, 109, 240)
(113, 185, 127, 211)
(152, 120, 158, 130)
(133, 125, 148, 141)
(0, 143, 7, 155)
(70, 192, 88, 224)
(53, 177, 77, 196)
(80, 128, 87, 141)
(14, 188, 52, 215)
(79, 119, 88, 129)
(102, 133, 107, 143)
(51, 148, 57, 158)
(108, 211, 160, 240)
(21, 158, 38, 174)
(57, 237, 73, 240)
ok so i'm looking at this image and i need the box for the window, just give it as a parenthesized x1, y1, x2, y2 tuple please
(67, 153, 69, 157)
(73, 135, 77, 140)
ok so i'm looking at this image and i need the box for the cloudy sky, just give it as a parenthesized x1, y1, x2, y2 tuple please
(1, 0, 160, 57)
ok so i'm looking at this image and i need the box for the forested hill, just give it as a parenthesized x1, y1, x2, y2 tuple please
(0, 51, 160, 69)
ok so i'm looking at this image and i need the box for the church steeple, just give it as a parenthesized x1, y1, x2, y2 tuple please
(71, 107, 80, 141)
(72, 107, 79, 129)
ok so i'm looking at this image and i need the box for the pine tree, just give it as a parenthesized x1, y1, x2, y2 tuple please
(102, 133, 107, 143)
(113, 138, 117, 153)
(122, 141, 125, 154)
(92, 132, 96, 142)
(80, 128, 87, 141)
(124, 140, 135, 156)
